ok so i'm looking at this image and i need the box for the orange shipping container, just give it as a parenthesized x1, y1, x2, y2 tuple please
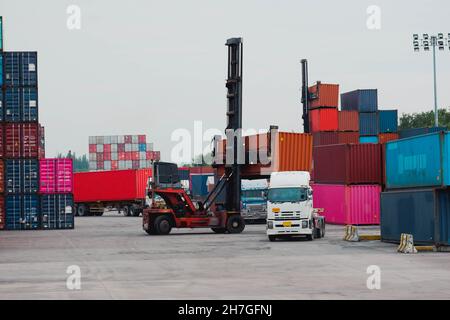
(378, 133, 399, 144)
(215, 132, 313, 177)
(308, 82, 339, 109)
(338, 111, 359, 131)
(309, 108, 339, 132)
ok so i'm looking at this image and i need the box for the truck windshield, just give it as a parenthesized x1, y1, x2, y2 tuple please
(242, 190, 266, 199)
(268, 188, 308, 203)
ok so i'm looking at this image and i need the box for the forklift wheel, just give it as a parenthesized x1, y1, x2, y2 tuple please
(211, 228, 227, 234)
(268, 235, 277, 242)
(154, 215, 172, 235)
(226, 215, 245, 234)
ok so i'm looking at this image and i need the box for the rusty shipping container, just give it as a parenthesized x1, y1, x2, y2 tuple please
(22, 123, 39, 158)
(0, 160, 4, 193)
(5, 123, 21, 158)
(308, 82, 339, 109)
(309, 108, 338, 132)
(0, 124, 4, 158)
(313, 143, 382, 184)
(338, 132, 359, 144)
(378, 133, 399, 144)
(338, 111, 359, 132)
(312, 132, 359, 146)
(216, 132, 313, 177)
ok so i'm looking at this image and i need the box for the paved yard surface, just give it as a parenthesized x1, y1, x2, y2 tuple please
(1, 213, 449, 299)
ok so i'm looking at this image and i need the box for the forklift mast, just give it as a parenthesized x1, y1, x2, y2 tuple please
(224, 37, 243, 212)
(301, 59, 310, 134)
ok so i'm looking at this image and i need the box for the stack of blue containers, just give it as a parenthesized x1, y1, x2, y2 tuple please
(381, 131, 450, 247)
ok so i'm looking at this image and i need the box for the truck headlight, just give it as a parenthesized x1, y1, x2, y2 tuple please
(267, 221, 274, 229)
(302, 220, 308, 228)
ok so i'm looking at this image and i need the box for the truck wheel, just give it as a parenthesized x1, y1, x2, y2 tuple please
(131, 207, 140, 217)
(77, 204, 89, 217)
(211, 227, 227, 234)
(122, 206, 130, 217)
(154, 215, 172, 235)
(268, 235, 277, 242)
(226, 215, 245, 234)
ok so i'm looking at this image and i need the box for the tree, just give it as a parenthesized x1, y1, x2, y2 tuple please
(399, 108, 450, 130)
(57, 151, 89, 172)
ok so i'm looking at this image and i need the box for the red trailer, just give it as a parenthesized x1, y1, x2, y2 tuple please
(74, 169, 152, 216)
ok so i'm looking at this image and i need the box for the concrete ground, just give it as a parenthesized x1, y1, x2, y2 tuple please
(0, 212, 449, 300)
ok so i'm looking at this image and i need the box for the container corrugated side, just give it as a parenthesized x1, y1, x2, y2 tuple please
(398, 127, 446, 139)
(338, 132, 359, 144)
(359, 112, 379, 136)
(0, 198, 4, 230)
(309, 108, 338, 132)
(378, 110, 398, 133)
(56, 159, 73, 193)
(381, 188, 450, 246)
(338, 111, 359, 131)
(41, 194, 74, 230)
(308, 83, 339, 109)
(378, 133, 399, 144)
(313, 184, 380, 225)
(39, 159, 56, 193)
(312, 132, 339, 146)
(341, 89, 378, 112)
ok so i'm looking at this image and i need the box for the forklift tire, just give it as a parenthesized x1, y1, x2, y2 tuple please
(77, 204, 89, 217)
(154, 215, 172, 235)
(226, 215, 245, 234)
(268, 235, 277, 242)
(211, 227, 227, 234)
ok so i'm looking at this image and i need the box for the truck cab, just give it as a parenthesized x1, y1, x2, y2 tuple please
(241, 179, 268, 221)
(266, 171, 324, 241)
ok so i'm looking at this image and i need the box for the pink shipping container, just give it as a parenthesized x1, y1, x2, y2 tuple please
(39, 159, 74, 194)
(312, 184, 380, 225)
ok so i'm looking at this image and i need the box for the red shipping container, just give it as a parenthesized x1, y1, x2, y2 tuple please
(5, 124, 21, 158)
(124, 135, 132, 144)
(118, 143, 125, 152)
(132, 160, 140, 169)
(338, 111, 359, 131)
(0, 198, 4, 230)
(74, 169, 152, 203)
(104, 144, 111, 153)
(89, 144, 97, 153)
(189, 166, 215, 174)
(153, 151, 161, 161)
(0, 161, 4, 193)
(118, 152, 126, 161)
(309, 108, 338, 132)
(338, 132, 359, 144)
(0, 125, 4, 158)
(132, 151, 139, 160)
(146, 151, 152, 160)
(111, 160, 118, 170)
(38, 125, 45, 159)
(22, 123, 39, 158)
(97, 161, 104, 170)
(138, 135, 146, 143)
(103, 152, 111, 161)
(378, 133, 399, 144)
(308, 82, 339, 109)
(313, 143, 382, 184)
(125, 152, 132, 160)
(97, 153, 104, 162)
(312, 132, 339, 146)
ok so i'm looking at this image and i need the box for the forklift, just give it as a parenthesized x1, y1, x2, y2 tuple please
(142, 38, 246, 235)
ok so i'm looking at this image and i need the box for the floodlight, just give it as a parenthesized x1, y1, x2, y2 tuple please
(423, 33, 429, 40)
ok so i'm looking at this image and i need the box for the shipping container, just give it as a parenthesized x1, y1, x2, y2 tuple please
(385, 131, 450, 189)
(308, 82, 339, 109)
(22, 123, 39, 158)
(378, 133, 399, 144)
(0, 89, 3, 120)
(39, 159, 73, 194)
(338, 132, 360, 144)
(381, 188, 450, 246)
(89, 144, 96, 153)
(3, 52, 20, 86)
(3, 51, 38, 87)
(190, 174, 214, 199)
(178, 167, 190, 180)
(216, 132, 313, 177)
(359, 136, 379, 144)
(378, 110, 397, 133)
(313, 143, 382, 184)
(0, 17, 3, 52)
(38, 125, 45, 159)
(0, 124, 4, 158)
(74, 169, 152, 203)
(5, 159, 39, 194)
(341, 89, 378, 112)
(313, 184, 381, 225)
(359, 112, 378, 136)
(21, 87, 38, 122)
(138, 135, 146, 143)
(398, 127, 446, 139)
(0, 198, 4, 230)
(313, 131, 359, 146)
(309, 108, 338, 132)
(41, 194, 74, 229)
(6, 194, 40, 230)
(5, 87, 21, 121)
(338, 111, 359, 132)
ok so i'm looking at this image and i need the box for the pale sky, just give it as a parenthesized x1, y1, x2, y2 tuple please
(1, 0, 449, 161)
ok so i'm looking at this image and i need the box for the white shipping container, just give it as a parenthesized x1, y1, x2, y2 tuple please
(96, 136, 104, 144)
(111, 135, 118, 144)
(111, 152, 118, 161)
(147, 143, 154, 151)
(131, 144, 138, 152)
(118, 135, 125, 144)
(89, 136, 95, 144)
(139, 160, 147, 168)
(89, 153, 97, 161)
(104, 161, 112, 171)
(126, 160, 132, 169)
(89, 161, 97, 171)
(132, 135, 138, 144)
(96, 144, 104, 152)
(125, 144, 132, 152)
(118, 160, 126, 170)
(104, 136, 111, 144)
(139, 151, 146, 160)
(146, 160, 153, 168)
(111, 144, 118, 152)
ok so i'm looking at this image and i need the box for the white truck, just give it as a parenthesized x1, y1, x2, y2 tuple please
(266, 171, 325, 242)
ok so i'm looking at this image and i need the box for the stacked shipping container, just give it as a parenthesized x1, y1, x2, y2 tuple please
(88, 135, 160, 171)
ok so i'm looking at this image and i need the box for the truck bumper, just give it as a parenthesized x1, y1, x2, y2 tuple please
(266, 219, 313, 236)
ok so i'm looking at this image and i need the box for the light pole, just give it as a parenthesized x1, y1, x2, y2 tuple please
(413, 33, 449, 127)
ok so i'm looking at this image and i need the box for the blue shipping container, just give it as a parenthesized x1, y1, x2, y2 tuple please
(385, 131, 450, 189)
(3, 51, 38, 86)
(0, 54, 3, 86)
(381, 188, 450, 246)
(378, 110, 398, 133)
(190, 174, 213, 198)
(0, 16, 3, 51)
(5, 194, 40, 230)
(178, 168, 190, 181)
(359, 136, 379, 144)
(359, 112, 378, 136)
(398, 127, 446, 139)
(5, 88, 21, 122)
(341, 89, 378, 112)
(6, 159, 39, 194)
(0, 90, 3, 121)
(41, 194, 74, 229)
(139, 143, 147, 152)
(22, 87, 39, 122)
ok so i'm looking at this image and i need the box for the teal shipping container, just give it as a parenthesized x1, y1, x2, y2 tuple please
(381, 188, 450, 246)
(0, 54, 3, 86)
(378, 110, 398, 133)
(385, 131, 450, 189)
(359, 136, 379, 144)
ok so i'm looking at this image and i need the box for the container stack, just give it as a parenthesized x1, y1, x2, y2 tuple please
(88, 135, 160, 171)
(381, 131, 450, 246)
(189, 166, 215, 200)
(39, 159, 74, 229)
